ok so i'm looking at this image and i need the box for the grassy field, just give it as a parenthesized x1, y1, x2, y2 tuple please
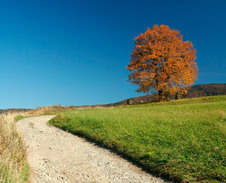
(0, 113, 29, 183)
(49, 96, 226, 182)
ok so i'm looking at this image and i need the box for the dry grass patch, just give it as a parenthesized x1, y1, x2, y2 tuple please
(0, 113, 29, 183)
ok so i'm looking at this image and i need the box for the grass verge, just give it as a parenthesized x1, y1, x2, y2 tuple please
(49, 96, 226, 182)
(0, 113, 29, 183)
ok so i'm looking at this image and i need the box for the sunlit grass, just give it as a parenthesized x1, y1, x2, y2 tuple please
(49, 96, 226, 182)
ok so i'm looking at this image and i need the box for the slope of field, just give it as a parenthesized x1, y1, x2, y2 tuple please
(49, 96, 226, 182)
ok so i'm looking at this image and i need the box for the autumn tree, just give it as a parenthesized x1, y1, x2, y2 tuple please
(127, 25, 198, 101)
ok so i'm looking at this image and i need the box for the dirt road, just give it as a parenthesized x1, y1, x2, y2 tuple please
(17, 116, 165, 183)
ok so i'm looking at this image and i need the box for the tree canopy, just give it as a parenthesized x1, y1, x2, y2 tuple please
(127, 25, 198, 101)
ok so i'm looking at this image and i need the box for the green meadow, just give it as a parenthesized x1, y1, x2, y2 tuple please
(49, 96, 226, 182)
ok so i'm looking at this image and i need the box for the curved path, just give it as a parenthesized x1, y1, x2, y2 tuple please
(17, 116, 165, 183)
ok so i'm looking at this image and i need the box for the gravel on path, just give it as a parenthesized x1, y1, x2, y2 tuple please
(17, 116, 166, 183)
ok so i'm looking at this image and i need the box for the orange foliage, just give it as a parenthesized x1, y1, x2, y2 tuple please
(127, 25, 198, 101)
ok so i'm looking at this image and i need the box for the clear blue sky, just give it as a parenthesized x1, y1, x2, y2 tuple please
(1, 0, 226, 109)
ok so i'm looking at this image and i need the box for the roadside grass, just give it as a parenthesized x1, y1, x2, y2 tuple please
(14, 115, 28, 122)
(13, 105, 74, 122)
(49, 95, 226, 182)
(0, 113, 29, 183)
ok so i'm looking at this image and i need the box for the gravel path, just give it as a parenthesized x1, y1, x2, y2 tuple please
(17, 116, 166, 183)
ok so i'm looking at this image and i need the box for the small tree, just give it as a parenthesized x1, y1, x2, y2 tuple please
(127, 25, 198, 101)
(127, 99, 133, 105)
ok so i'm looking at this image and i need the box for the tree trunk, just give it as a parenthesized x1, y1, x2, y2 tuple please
(158, 90, 163, 101)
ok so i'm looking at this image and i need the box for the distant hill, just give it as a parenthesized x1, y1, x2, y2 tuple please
(1, 84, 225, 112)
(182, 83, 226, 98)
(0, 108, 31, 114)
(104, 84, 226, 106)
